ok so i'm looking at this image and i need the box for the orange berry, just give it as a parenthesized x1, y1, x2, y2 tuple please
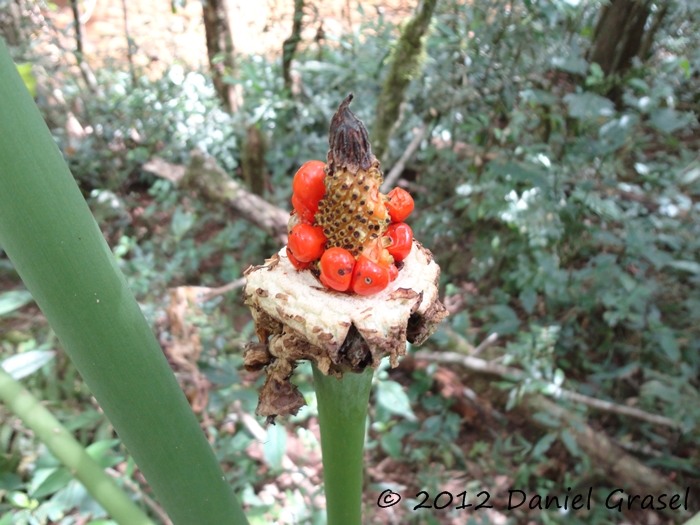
(386, 222, 412, 262)
(386, 187, 414, 223)
(288, 223, 327, 263)
(351, 255, 390, 296)
(320, 247, 355, 292)
(286, 246, 310, 270)
(292, 160, 326, 215)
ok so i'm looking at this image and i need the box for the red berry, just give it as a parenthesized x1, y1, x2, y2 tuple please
(292, 194, 316, 223)
(288, 223, 327, 263)
(388, 263, 399, 282)
(320, 248, 355, 292)
(351, 255, 390, 296)
(362, 237, 393, 268)
(292, 160, 326, 215)
(386, 222, 412, 262)
(286, 246, 310, 270)
(386, 187, 414, 223)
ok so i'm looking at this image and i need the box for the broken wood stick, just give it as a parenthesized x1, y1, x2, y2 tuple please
(143, 150, 289, 243)
(416, 329, 682, 430)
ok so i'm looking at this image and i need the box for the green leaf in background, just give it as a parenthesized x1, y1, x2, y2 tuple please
(30, 467, 73, 499)
(531, 432, 557, 457)
(0, 289, 34, 316)
(564, 92, 614, 119)
(519, 288, 537, 315)
(552, 54, 588, 75)
(1, 350, 55, 379)
(0, 473, 23, 491)
(657, 330, 680, 362)
(15, 63, 36, 97)
(171, 206, 196, 241)
(531, 411, 561, 428)
(64, 409, 105, 431)
(560, 429, 581, 457)
(489, 304, 520, 336)
(650, 108, 690, 134)
(380, 433, 402, 458)
(679, 166, 700, 186)
(376, 379, 416, 422)
(666, 260, 700, 275)
(262, 424, 287, 471)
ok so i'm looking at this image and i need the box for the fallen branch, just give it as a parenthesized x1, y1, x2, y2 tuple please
(526, 395, 686, 507)
(143, 150, 289, 244)
(106, 468, 173, 525)
(472, 332, 499, 357)
(415, 348, 682, 430)
(414, 339, 687, 504)
(380, 119, 431, 192)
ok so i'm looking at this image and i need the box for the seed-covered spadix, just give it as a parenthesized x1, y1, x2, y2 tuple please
(243, 240, 447, 419)
(243, 94, 447, 420)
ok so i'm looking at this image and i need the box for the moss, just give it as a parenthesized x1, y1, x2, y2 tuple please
(371, 0, 437, 163)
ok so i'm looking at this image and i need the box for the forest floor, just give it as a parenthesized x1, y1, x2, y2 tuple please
(47, 0, 413, 75)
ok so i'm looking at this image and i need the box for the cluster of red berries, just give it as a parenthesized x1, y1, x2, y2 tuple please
(286, 160, 415, 296)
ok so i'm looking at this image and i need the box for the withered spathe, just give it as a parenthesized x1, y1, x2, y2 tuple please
(243, 239, 446, 420)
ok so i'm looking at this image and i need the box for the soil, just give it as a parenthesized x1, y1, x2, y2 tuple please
(47, 0, 413, 75)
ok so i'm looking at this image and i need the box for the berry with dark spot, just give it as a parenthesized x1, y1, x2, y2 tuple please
(320, 247, 355, 292)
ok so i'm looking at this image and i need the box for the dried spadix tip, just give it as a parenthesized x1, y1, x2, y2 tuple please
(327, 93, 374, 174)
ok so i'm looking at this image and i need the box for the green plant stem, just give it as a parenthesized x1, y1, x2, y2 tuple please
(0, 367, 155, 525)
(683, 512, 700, 525)
(312, 365, 374, 525)
(0, 40, 248, 525)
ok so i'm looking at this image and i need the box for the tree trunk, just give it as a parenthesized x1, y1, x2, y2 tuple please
(638, 1, 670, 60)
(70, 0, 99, 92)
(588, 0, 652, 78)
(241, 124, 267, 197)
(282, 0, 304, 92)
(0, 0, 22, 46)
(371, 0, 437, 164)
(202, 0, 237, 113)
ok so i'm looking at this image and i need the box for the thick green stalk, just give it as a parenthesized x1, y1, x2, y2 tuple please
(0, 40, 248, 525)
(683, 512, 700, 525)
(0, 367, 154, 525)
(312, 365, 374, 525)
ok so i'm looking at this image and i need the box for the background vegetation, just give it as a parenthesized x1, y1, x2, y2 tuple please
(1, 0, 699, 524)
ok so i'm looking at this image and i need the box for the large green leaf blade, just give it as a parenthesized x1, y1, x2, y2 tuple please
(0, 40, 248, 525)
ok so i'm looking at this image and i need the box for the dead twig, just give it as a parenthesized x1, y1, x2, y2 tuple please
(197, 277, 246, 302)
(143, 151, 289, 244)
(414, 348, 682, 430)
(381, 119, 431, 192)
(106, 468, 173, 525)
(472, 332, 498, 357)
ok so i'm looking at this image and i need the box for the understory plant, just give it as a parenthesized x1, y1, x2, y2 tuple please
(242, 95, 447, 523)
(0, 40, 248, 525)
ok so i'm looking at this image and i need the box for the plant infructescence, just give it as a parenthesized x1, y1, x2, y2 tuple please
(243, 95, 448, 524)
